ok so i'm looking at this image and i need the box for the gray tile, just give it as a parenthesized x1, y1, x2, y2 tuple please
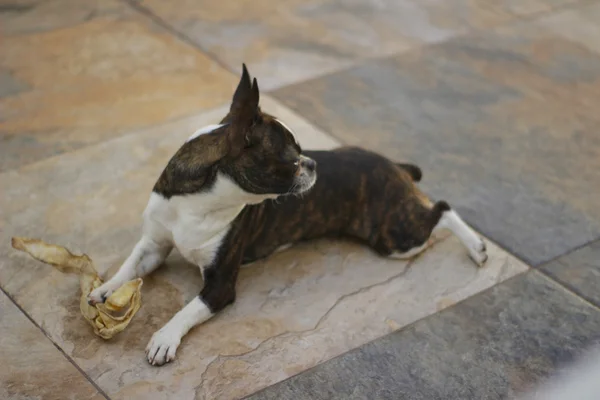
(272, 22, 600, 265)
(247, 271, 600, 400)
(541, 240, 600, 307)
(139, 0, 529, 90)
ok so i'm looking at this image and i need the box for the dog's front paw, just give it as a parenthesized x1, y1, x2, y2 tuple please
(88, 282, 118, 305)
(468, 237, 488, 267)
(146, 328, 181, 366)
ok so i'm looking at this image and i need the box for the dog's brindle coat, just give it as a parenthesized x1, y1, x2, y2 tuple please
(88, 65, 487, 366)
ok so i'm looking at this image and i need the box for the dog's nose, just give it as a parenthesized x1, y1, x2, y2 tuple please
(301, 157, 317, 172)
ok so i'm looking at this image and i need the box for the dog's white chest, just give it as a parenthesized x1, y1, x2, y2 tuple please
(143, 192, 241, 268)
(142, 173, 275, 269)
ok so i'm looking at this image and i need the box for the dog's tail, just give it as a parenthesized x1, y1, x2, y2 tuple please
(396, 163, 422, 182)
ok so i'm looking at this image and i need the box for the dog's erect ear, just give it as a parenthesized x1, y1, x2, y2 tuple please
(230, 64, 259, 125)
(223, 64, 260, 157)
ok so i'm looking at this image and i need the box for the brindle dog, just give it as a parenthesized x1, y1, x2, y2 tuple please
(89, 65, 487, 366)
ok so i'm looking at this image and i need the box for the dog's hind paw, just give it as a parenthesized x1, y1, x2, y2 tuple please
(468, 237, 488, 267)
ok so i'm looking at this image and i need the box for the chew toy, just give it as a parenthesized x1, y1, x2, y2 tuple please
(11, 237, 142, 339)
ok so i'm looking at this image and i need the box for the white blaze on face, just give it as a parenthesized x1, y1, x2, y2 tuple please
(275, 118, 301, 148)
(186, 124, 226, 142)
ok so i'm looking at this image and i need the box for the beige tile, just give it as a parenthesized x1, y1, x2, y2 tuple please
(190, 237, 527, 400)
(0, 291, 104, 400)
(260, 96, 341, 149)
(0, 0, 236, 172)
(499, 0, 582, 15)
(0, 100, 526, 399)
(0, 0, 132, 36)
(536, 2, 600, 54)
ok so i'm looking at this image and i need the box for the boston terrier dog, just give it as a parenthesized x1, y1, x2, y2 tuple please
(88, 65, 487, 366)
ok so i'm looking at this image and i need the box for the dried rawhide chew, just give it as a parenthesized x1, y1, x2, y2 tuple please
(11, 237, 142, 340)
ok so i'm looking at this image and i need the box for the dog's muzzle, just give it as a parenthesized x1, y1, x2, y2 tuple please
(294, 155, 317, 193)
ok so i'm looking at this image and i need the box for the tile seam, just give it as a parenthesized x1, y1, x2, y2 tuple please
(535, 269, 600, 311)
(120, 0, 238, 76)
(535, 237, 600, 268)
(241, 269, 531, 399)
(263, 0, 594, 95)
(0, 286, 112, 400)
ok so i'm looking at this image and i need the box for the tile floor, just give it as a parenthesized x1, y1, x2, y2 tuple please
(1, 0, 599, 399)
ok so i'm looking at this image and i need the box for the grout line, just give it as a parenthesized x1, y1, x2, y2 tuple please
(246, 265, 600, 399)
(535, 236, 600, 268)
(244, 268, 600, 399)
(2, 0, 589, 177)
(264, 0, 595, 97)
(243, 270, 531, 399)
(514, 0, 598, 22)
(120, 0, 238, 77)
(0, 92, 338, 178)
(0, 286, 112, 400)
(535, 268, 600, 311)
(0, 103, 228, 177)
(122, 0, 592, 102)
(0, 3, 594, 399)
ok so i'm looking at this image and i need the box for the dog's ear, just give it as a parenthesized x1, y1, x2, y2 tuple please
(155, 66, 260, 193)
(230, 64, 259, 124)
(225, 64, 260, 156)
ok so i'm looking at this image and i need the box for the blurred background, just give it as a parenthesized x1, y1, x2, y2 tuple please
(1, 1, 600, 399)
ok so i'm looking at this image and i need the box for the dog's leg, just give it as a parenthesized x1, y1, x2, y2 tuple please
(146, 246, 242, 366)
(388, 241, 431, 260)
(433, 208, 487, 266)
(146, 295, 213, 366)
(88, 222, 172, 304)
(387, 200, 445, 260)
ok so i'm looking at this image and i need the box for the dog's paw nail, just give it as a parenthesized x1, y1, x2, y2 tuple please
(468, 239, 488, 268)
(146, 329, 180, 366)
(481, 253, 488, 265)
(88, 285, 115, 305)
(476, 252, 488, 267)
(481, 241, 487, 252)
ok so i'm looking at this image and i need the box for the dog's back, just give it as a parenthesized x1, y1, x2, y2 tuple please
(237, 146, 444, 263)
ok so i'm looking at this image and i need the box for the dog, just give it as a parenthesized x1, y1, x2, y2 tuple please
(88, 64, 488, 366)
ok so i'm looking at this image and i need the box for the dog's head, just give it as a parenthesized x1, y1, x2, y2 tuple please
(218, 65, 317, 196)
(154, 64, 317, 199)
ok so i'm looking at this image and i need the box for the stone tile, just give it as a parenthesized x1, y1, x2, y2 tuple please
(248, 271, 600, 400)
(0, 291, 104, 400)
(0, 99, 526, 399)
(0, 0, 236, 172)
(259, 96, 341, 149)
(537, 2, 600, 54)
(273, 21, 600, 266)
(500, 0, 584, 15)
(138, 0, 543, 90)
(0, 0, 132, 36)
(541, 239, 600, 307)
(518, 343, 600, 400)
(0, 68, 29, 98)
